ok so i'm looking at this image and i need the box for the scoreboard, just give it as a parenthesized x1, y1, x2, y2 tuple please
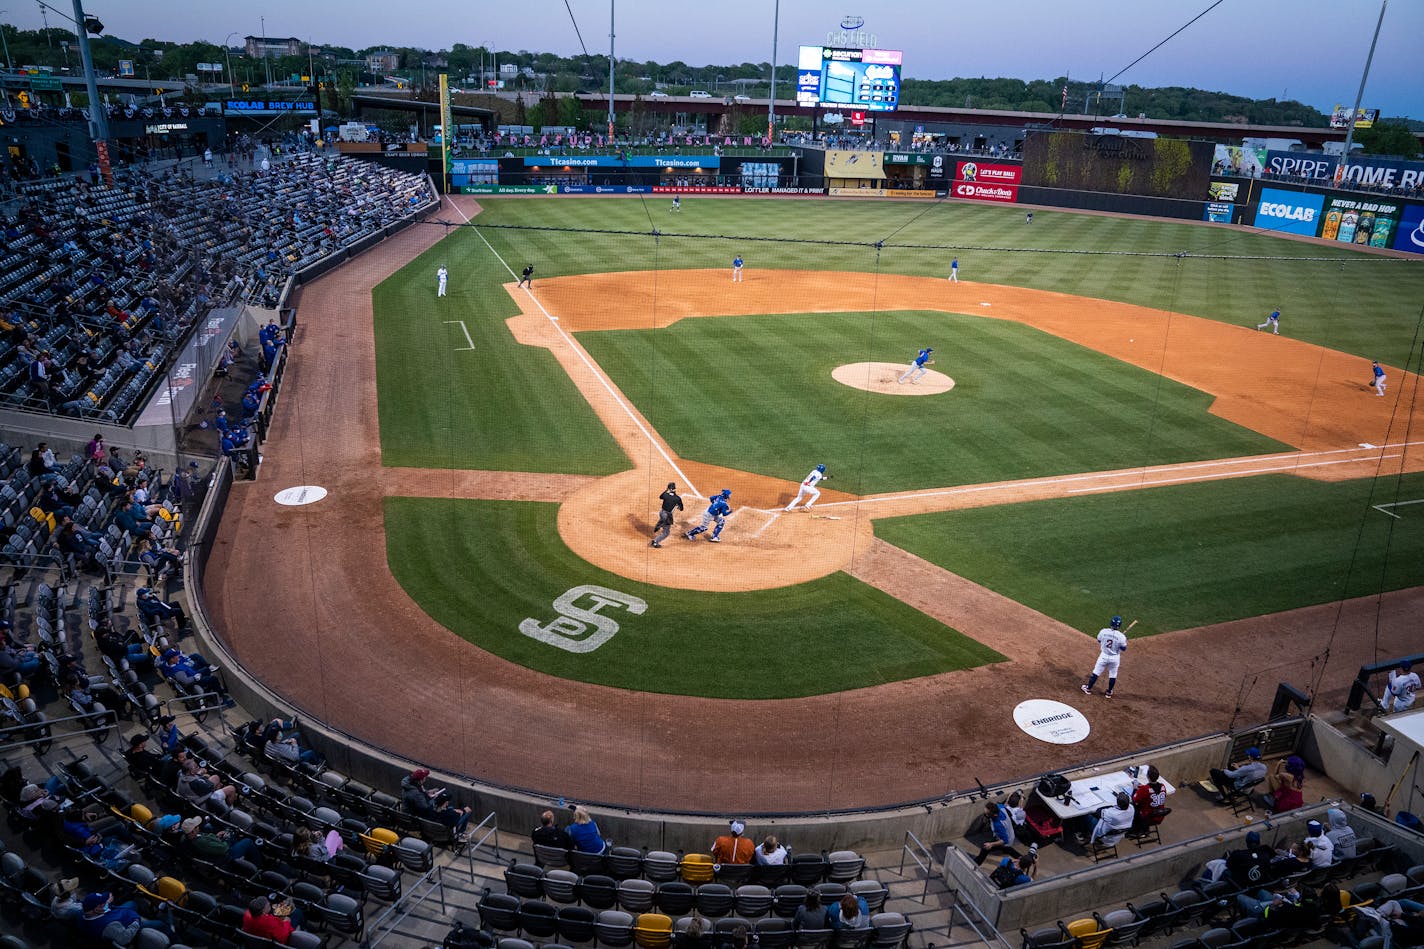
(796, 46, 902, 113)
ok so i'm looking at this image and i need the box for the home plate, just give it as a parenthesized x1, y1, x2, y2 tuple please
(274, 486, 328, 506)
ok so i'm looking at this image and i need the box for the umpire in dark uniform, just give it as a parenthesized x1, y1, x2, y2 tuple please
(651, 483, 683, 548)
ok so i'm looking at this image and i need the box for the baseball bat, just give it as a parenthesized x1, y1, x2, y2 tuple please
(1125, 619, 1139, 632)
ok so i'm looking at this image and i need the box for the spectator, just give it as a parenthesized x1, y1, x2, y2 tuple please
(76, 891, 169, 945)
(49, 877, 83, 921)
(84, 433, 105, 464)
(1089, 793, 1136, 849)
(974, 800, 1017, 865)
(793, 891, 826, 930)
(0, 637, 41, 680)
(1130, 765, 1171, 832)
(1264, 756, 1305, 812)
(755, 835, 788, 866)
(159, 649, 228, 703)
(1325, 809, 1357, 860)
(826, 893, 870, 932)
(400, 767, 474, 841)
(531, 809, 574, 851)
(990, 850, 1036, 889)
(259, 717, 322, 766)
(177, 816, 257, 862)
(1226, 830, 1275, 888)
(567, 805, 607, 854)
(27, 441, 57, 479)
(124, 733, 164, 778)
(1267, 842, 1311, 880)
(1209, 747, 1267, 801)
(1304, 819, 1334, 868)
(140, 590, 190, 632)
(95, 623, 151, 669)
(242, 895, 298, 943)
(712, 820, 755, 865)
(1235, 884, 1315, 926)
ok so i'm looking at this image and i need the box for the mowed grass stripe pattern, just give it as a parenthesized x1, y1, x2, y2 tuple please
(578, 311, 1288, 493)
(874, 471, 1424, 637)
(384, 497, 1004, 698)
(470, 197, 1424, 367)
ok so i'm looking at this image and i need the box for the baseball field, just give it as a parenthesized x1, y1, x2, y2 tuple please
(207, 194, 1424, 811)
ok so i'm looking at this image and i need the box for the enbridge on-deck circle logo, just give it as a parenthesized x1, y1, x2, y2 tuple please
(1013, 699, 1091, 744)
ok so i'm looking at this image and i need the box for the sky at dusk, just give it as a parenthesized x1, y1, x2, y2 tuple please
(5, 1, 1420, 117)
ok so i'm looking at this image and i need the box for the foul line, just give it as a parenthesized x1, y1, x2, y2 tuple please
(1373, 498, 1424, 520)
(1069, 453, 1400, 493)
(443, 320, 475, 351)
(811, 441, 1424, 510)
(446, 197, 702, 498)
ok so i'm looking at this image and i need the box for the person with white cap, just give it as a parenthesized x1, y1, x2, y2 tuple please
(712, 820, 755, 864)
(1304, 819, 1334, 868)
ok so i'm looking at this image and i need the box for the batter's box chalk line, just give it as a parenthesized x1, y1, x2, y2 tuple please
(744, 508, 782, 539)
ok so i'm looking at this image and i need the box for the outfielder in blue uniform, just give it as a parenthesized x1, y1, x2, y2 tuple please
(1370, 360, 1387, 397)
(1256, 307, 1280, 334)
(685, 489, 732, 543)
(897, 347, 934, 384)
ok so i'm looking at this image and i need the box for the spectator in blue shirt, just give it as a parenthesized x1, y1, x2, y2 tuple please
(974, 801, 1017, 865)
(567, 806, 607, 854)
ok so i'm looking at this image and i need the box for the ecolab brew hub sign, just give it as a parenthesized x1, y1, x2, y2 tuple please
(953, 161, 1020, 203)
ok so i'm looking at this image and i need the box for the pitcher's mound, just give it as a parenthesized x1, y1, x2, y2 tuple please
(833, 362, 956, 395)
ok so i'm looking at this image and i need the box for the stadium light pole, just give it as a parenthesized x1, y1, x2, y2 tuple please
(1339, 0, 1387, 167)
(223, 32, 238, 95)
(767, 0, 779, 141)
(606, 0, 615, 141)
(69, 0, 107, 139)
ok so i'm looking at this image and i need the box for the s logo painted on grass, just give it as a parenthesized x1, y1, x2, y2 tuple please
(519, 585, 648, 653)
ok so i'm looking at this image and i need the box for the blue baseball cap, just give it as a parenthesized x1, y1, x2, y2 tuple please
(1245, 747, 1261, 759)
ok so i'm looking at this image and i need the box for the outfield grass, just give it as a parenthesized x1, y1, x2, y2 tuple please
(372, 198, 1423, 475)
(577, 309, 1288, 492)
(372, 234, 630, 474)
(383, 497, 1004, 698)
(874, 471, 1424, 636)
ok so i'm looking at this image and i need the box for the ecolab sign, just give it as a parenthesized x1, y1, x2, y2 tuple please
(954, 161, 1020, 203)
(1252, 188, 1324, 237)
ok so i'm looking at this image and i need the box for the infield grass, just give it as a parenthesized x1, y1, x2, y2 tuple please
(383, 496, 1004, 697)
(874, 471, 1424, 636)
(578, 309, 1288, 493)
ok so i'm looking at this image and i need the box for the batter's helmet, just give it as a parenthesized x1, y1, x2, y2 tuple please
(667, 482, 676, 490)
(721, 488, 732, 498)
(1110, 615, 1123, 629)
(816, 464, 826, 473)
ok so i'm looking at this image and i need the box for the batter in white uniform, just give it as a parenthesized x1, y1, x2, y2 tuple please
(1081, 615, 1128, 699)
(785, 464, 829, 511)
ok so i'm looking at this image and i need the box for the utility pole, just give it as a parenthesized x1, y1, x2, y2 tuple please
(69, 0, 109, 179)
(767, 0, 779, 141)
(606, 0, 615, 141)
(1339, 0, 1388, 173)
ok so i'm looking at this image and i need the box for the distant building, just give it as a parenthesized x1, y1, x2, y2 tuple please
(244, 35, 307, 59)
(366, 50, 401, 74)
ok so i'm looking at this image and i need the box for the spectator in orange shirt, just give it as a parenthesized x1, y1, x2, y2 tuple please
(712, 820, 755, 864)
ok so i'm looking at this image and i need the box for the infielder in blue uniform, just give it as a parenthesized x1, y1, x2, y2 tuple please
(897, 347, 934, 384)
(685, 489, 732, 543)
(732, 255, 744, 283)
(1370, 360, 1387, 397)
(1256, 306, 1280, 334)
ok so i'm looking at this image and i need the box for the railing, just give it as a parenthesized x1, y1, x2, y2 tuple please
(945, 890, 1013, 949)
(896, 829, 937, 903)
(462, 810, 503, 883)
(363, 863, 449, 948)
(0, 708, 116, 753)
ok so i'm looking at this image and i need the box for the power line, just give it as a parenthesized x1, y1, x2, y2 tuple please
(1105, 0, 1229, 88)
(563, 0, 591, 58)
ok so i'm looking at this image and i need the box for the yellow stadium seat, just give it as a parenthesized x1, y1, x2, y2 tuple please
(360, 827, 399, 856)
(679, 853, 715, 884)
(633, 913, 673, 949)
(1066, 918, 1111, 949)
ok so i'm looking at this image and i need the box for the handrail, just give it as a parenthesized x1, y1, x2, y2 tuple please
(896, 829, 936, 903)
(946, 890, 1014, 949)
(364, 863, 447, 948)
(463, 810, 502, 883)
(0, 710, 115, 752)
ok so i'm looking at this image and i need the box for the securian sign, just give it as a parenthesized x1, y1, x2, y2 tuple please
(519, 585, 648, 653)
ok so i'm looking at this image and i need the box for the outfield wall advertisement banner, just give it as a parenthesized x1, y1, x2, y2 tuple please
(1392, 205, 1424, 255)
(522, 155, 721, 168)
(1252, 188, 1324, 236)
(652, 185, 741, 194)
(953, 161, 1020, 203)
(1212, 144, 1269, 178)
(1204, 202, 1233, 223)
(825, 150, 884, 179)
(1025, 131, 1212, 199)
(556, 185, 652, 194)
(1318, 195, 1401, 247)
(827, 187, 936, 198)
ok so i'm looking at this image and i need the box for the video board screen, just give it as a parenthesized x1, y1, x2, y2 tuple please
(797, 46, 901, 112)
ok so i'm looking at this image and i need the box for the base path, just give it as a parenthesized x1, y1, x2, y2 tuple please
(205, 222, 1423, 813)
